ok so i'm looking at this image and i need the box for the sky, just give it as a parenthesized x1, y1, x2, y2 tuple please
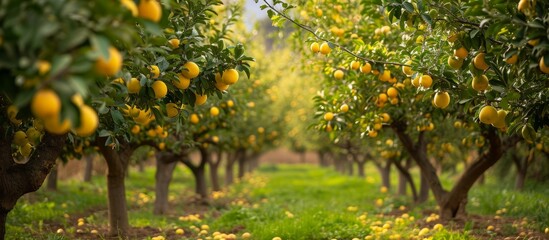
(243, 1, 268, 29)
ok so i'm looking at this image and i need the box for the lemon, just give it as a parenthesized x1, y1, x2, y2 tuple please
(26, 128, 41, 144)
(333, 70, 344, 79)
(166, 103, 179, 118)
(37, 60, 51, 75)
(381, 113, 391, 122)
(44, 116, 72, 135)
(13, 131, 28, 146)
(150, 65, 160, 78)
(310, 42, 320, 53)
(31, 89, 61, 119)
(350, 61, 360, 70)
(419, 74, 433, 88)
(433, 91, 450, 109)
(215, 81, 229, 91)
(387, 87, 398, 98)
(528, 38, 539, 46)
(210, 107, 220, 116)
(412, 75, 420, 87)
(447, 56, 464, 69)
(361, 62, 372, 73)
(472, 75, 489, 92)
(95, 47, 122, 76)
(195, 93, 207, 105)
(158, 142, 165, 150)
(7, 105, 22, 125)
(518, 0, 531, 14)
(174, 74, 190, 89)
(152, 81, 167, 98)
(402, 60, 414, 76)
(479, 105, 498, 124)
(379, 70, 391, 82)
(127, 78, 141, 94)
(121, 0, 138, 16)
(168, 39, 180, 48)
(454, 47, 468, 59)
(182, 62, 200, 79)
(227, 100, 234, 107)
(368, 130, 378, 137)
(131, 125, 141, 134)
(147, 129, 157, 137)
(222, 69, 239, 85)
(319, 42, 331, 55)
(539, 57, 549, 74)
(20, 143, 33, 157)
(505, 54, 518, 64)
(74, 105, 99, 137)
(190, 113, 199, 124)
(138, 0, 162, 22)
(378, 93, 388, 103)
(340, 104, 349, 113)
(324, 112, 334, 121)
(491, 110, 507, 128)
(473, 53, 489, 70)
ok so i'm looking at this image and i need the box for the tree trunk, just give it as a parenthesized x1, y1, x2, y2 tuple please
(225, 152, 235, 186)
(347, 155, 354, 176)
(182, 147, 209, 201)
(514, 148, 534, 191)
(0, 125, 66, 240)
(357, 161, 365, 177)
(138, 161, 145, 173)
(209, 151, 222, 192)
(84, 155, 93, 182)
(375, 161, 392, 190)
(97, 138, 133, 237)
(153, 153, 177, 215)
(237, 149, 247, 179)
(46, 162, 58, 191)
(418, 174, 430, 203)
(438, 128, 518, 219)
(393, 158, 418, 201)
(318, 151, 326, 167)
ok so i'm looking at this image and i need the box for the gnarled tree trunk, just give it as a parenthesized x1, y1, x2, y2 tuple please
(182, 147, 209, 201)
(375, 161, 392, 190)
(225, 152, 236, 186)
(154, 152, 178, 215)
(237, 149, 247, 179)
(209, 150, 222, 192)
(392, 157, 418, 201)
(97, 138, 134, 237)
(46, 162, 58, 191)
(83, 154, 94, 182)
(513, 147, 534, 191)
(392, 122, 518, 219)
(0, 128, 66, 240)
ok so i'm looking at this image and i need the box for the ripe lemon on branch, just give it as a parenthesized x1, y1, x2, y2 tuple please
(95, 47, 122, 76)
(138, 0, 162, 22)
(31, 89, 61, 119)
(222, 69, 239, 85)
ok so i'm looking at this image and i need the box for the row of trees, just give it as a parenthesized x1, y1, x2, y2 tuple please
(259, 0, 549, 219)
(0, 0, 292, 238)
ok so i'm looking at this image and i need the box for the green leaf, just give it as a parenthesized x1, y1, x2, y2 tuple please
(420, 13, 432, 26)
(402, 2, 414, 13)
(50, 55, 72, 78)
(90, 35, 111, 59)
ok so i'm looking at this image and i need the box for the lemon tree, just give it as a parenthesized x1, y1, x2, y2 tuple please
(260, 0, 548, 219)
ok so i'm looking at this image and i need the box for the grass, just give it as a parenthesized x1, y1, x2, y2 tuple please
(5, 163, 549, 239)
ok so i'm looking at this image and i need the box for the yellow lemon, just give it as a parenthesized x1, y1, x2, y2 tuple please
(433, 91, 450, 109)
(402, 60, 414, 76)
(473, 53, 489, 70)
(182, 62, 200, 79)
(174, 74, 190, 90)
(127, 78, 141, 94)
(420, 74, 433, 88)
(505, 54, 518, 64)
(350, 61, 360, 70)
(121, 0, 138, 16)
(151, 81, 167, 98)
(31, 89, 61, 119)
(448, 56, 464, 69)
(361, 62, 372, 73)
(387, 87, 398, 98)
(210, 107, 220, 116)
(340, 104, 349, 113)
(454, 47, 469, 59)
(222, 69, 239, 85)
(333, 69, 344, 79)
(540, 57, 549, 74)
(479, 105, 498, 124)
(195, 93, 207, 105)
(491, 110, 507, 128)
(44, 116, 72, 135)
(138, 0, 162, 22)
(95, 47, 122, 76)
(168, 38, 180, 48)
(472, 75, 489, 92)
(310, 42, 320, 53)
(150, 65, 160, 78)
(320, 42, 331, 55)
(74, 105, 99, 137)
(166, 103, 179, 118)
(190, 113, 199, 124)
(324, 112, 334, 121)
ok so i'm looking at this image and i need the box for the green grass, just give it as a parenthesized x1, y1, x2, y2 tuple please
(5, 163, 549, 239)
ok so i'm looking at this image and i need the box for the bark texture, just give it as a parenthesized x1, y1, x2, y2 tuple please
(154, 152, 178, 215)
